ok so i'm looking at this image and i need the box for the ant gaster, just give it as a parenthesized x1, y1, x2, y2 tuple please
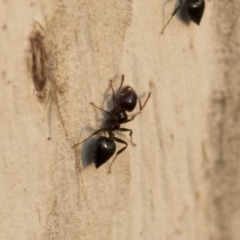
(72, 75, 151, 173)
(161, 0, 205, 34)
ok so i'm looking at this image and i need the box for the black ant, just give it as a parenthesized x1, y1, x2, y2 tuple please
(72, 75, 151, 173)
(161, 0, 205, 34)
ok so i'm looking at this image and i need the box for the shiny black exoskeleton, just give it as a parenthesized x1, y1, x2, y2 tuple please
(161, 0, 205, 34)
(73, 75, 151, 172)
(93, 136, 116, 168)
(188, 0, 205, 24)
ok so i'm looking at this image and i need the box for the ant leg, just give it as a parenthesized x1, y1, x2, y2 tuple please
(160, 0, 183, 34)
(108, 137, 128, 173)
(90, 102, 111, 115)
(119, 128, 136, 146)
(125, 112, 141, 123)
(138, 91, 151, 111)
(72, 128, 104, 148)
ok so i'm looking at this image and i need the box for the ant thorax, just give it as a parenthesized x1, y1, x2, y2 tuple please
(110, 109, 128, 124)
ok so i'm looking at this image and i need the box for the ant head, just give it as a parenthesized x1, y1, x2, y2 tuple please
(118, 86, 137, 112)
(93, 136, 116, 168)
(188, 0, 205, 25)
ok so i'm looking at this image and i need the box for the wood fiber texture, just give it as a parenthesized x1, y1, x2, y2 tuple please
(0, 0, 240, 240)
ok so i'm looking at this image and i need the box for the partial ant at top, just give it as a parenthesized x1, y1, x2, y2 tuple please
(72, 75, 151, 173)
(161, 0, 205, 34)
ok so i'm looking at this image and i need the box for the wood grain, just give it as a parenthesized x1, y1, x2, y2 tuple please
(0, 0, 240, 239)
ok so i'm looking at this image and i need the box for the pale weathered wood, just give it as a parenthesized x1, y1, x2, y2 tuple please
(1, 0, 240, 239)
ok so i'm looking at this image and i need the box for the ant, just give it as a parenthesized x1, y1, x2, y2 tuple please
(72, 75, 151, 173)
(161, 0, 205, 34)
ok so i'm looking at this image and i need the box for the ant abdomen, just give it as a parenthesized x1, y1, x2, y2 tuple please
(188, 0, 205, 25)
(93, 136, 116, 168)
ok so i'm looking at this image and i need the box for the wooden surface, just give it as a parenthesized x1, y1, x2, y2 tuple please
(1, 0, 240, 239)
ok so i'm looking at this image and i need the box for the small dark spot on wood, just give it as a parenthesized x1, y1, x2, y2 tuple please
(2, 24, 7, 30)
(2, 70, 6, 79)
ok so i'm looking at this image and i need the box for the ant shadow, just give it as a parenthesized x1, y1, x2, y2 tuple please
(162, 0, 191, 27)
(176, 0, 192, 25)
(90, 75, 119, 123)
(79, 76, 118, 169)
(80, 134, 98, 169)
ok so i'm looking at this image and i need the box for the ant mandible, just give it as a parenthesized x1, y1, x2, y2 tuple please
(161, 0, 205, 34)
(72, 75, 151, 173)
